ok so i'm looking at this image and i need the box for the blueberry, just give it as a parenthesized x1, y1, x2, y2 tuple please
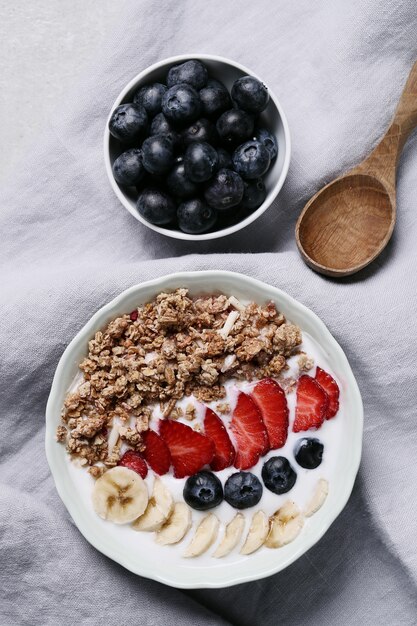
(136, 188, 176, 226)
(162, 84, 201, 126)
(167, 59, 208, 90)
(231, 75, 269, 114)
(224, 472, 263, 509)
(232, 140, 271, 179)
(150, 113, 181, 146)
(216, 148, 232, 169)
(112, 148, 145, 186)
(142, 135, 175, 175)
(133, 83, 167, 117)
(199, 78, 231, 118)
(184, 142, 218, 183)
(239, 178, 267, 211)
(177, 199, 217, 234)
(167, 161, 199, 199)
(216, 109, 254, 147)
(108, 103, 148, 144)
(181, 118, 216, 147)
(261, 457, 297, 495)
(255, 127, 278, 160)
(183, 470, 223, 510)
(294, 438, 324, 469)
(204, 168, 244, 210)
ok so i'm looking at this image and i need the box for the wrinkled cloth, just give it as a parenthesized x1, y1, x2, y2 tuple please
(1, 0, 417, 624)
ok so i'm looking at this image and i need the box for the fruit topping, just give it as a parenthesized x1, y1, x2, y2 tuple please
(118, 450, 148, 479)
(251, 377, 289, 450)
(183, 513, 219, 557)
(204, 407, 235, 471)
(159, 419, 214, 478)
(293, 374, 329, 432)
(265, 501, 303, 548)
(183, 470, 223, 511)
(213, 513, 245, 558)
(132, 477, 174, 532)
(261, 456, 297, 495)
(155, 501, 191, 545)
(294, 437, 324, 469)
(231, 391, 269, 469)
(92, 466, 148, 524)
(315, 366, 340, 418)
(240, 510, 269, 555)
(224, 471, 263, 509)
(142, 429, 171, 476)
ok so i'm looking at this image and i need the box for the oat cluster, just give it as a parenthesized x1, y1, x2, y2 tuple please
(57, 289, 302, 468)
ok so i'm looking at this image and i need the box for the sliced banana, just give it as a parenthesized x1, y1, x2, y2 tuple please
(240, 510, 269, 555)
(155, 502, 192, 545)
(213, 513, 245, 558)
(92, 466, 148, 524)
(265, 501, 303, 548)
(132, 477, 174, 532)
(305, 478, 329, 517)
(184, 513, 219, 558)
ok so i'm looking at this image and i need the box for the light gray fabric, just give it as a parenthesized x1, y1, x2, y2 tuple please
(1, 0, 417, 624)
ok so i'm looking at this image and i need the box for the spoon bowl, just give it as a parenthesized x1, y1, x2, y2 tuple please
(296, 60, 417, 277)
(296, 174, 394, 276)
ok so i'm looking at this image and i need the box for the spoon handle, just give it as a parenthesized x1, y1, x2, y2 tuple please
(355, 59, 417, 196)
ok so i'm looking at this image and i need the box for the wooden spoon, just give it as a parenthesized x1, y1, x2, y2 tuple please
(296, 60, 417, 277)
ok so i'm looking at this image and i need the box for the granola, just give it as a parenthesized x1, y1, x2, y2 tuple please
(57, 289, 302, 467)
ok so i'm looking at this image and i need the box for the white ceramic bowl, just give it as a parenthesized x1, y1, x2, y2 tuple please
(104, 54, 291, 240)
(45, 271, 363, 588)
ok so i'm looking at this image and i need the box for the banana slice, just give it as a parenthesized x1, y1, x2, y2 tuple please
(132, 477, 174, 532)
(265, 501, 303, 548)
(305, 479, 329, 517)
(184, 513, 219, 558)
(240, 510, 269, 555)
(155, 502, 192, 545)
(92, 466, 148, 524)
(213, 513, 245, 558)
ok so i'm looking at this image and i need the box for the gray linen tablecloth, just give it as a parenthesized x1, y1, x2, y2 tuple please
(1, 0, 417, 623)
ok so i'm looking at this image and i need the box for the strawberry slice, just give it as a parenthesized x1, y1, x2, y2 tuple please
(315, 367, 340, 418)
(230, 392, 269, 470)
(118, 450, 148, 478)
(293, 374, 329, 433)
(159, 420, 214, 478)
(142, 429, 171, 475)
(251, 378, 289, 449)
(204, 407, 235, 471)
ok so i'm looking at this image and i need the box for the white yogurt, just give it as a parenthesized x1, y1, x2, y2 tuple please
(65, 328, 344, 565)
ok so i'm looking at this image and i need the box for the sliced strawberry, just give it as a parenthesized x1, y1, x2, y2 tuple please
(315, 367, 340, 418)
(142, 429, 171, 475)
(230, 392, 269, 470)
(159, 420, 214, 478)
(251, 378, 289, 449)
(118, 450, 148, 478)
(204, 407, 235, 471)
(293, 375, 328, 433)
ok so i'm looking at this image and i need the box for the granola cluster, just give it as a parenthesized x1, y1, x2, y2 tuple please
(57, 289, 302, 467)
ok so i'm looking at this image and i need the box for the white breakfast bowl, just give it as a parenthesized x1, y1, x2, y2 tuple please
(104, 54, 291, 240)
(45, 271, 363, 589)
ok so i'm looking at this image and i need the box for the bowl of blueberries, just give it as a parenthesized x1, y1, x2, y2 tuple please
(104, 54, 290, 240)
